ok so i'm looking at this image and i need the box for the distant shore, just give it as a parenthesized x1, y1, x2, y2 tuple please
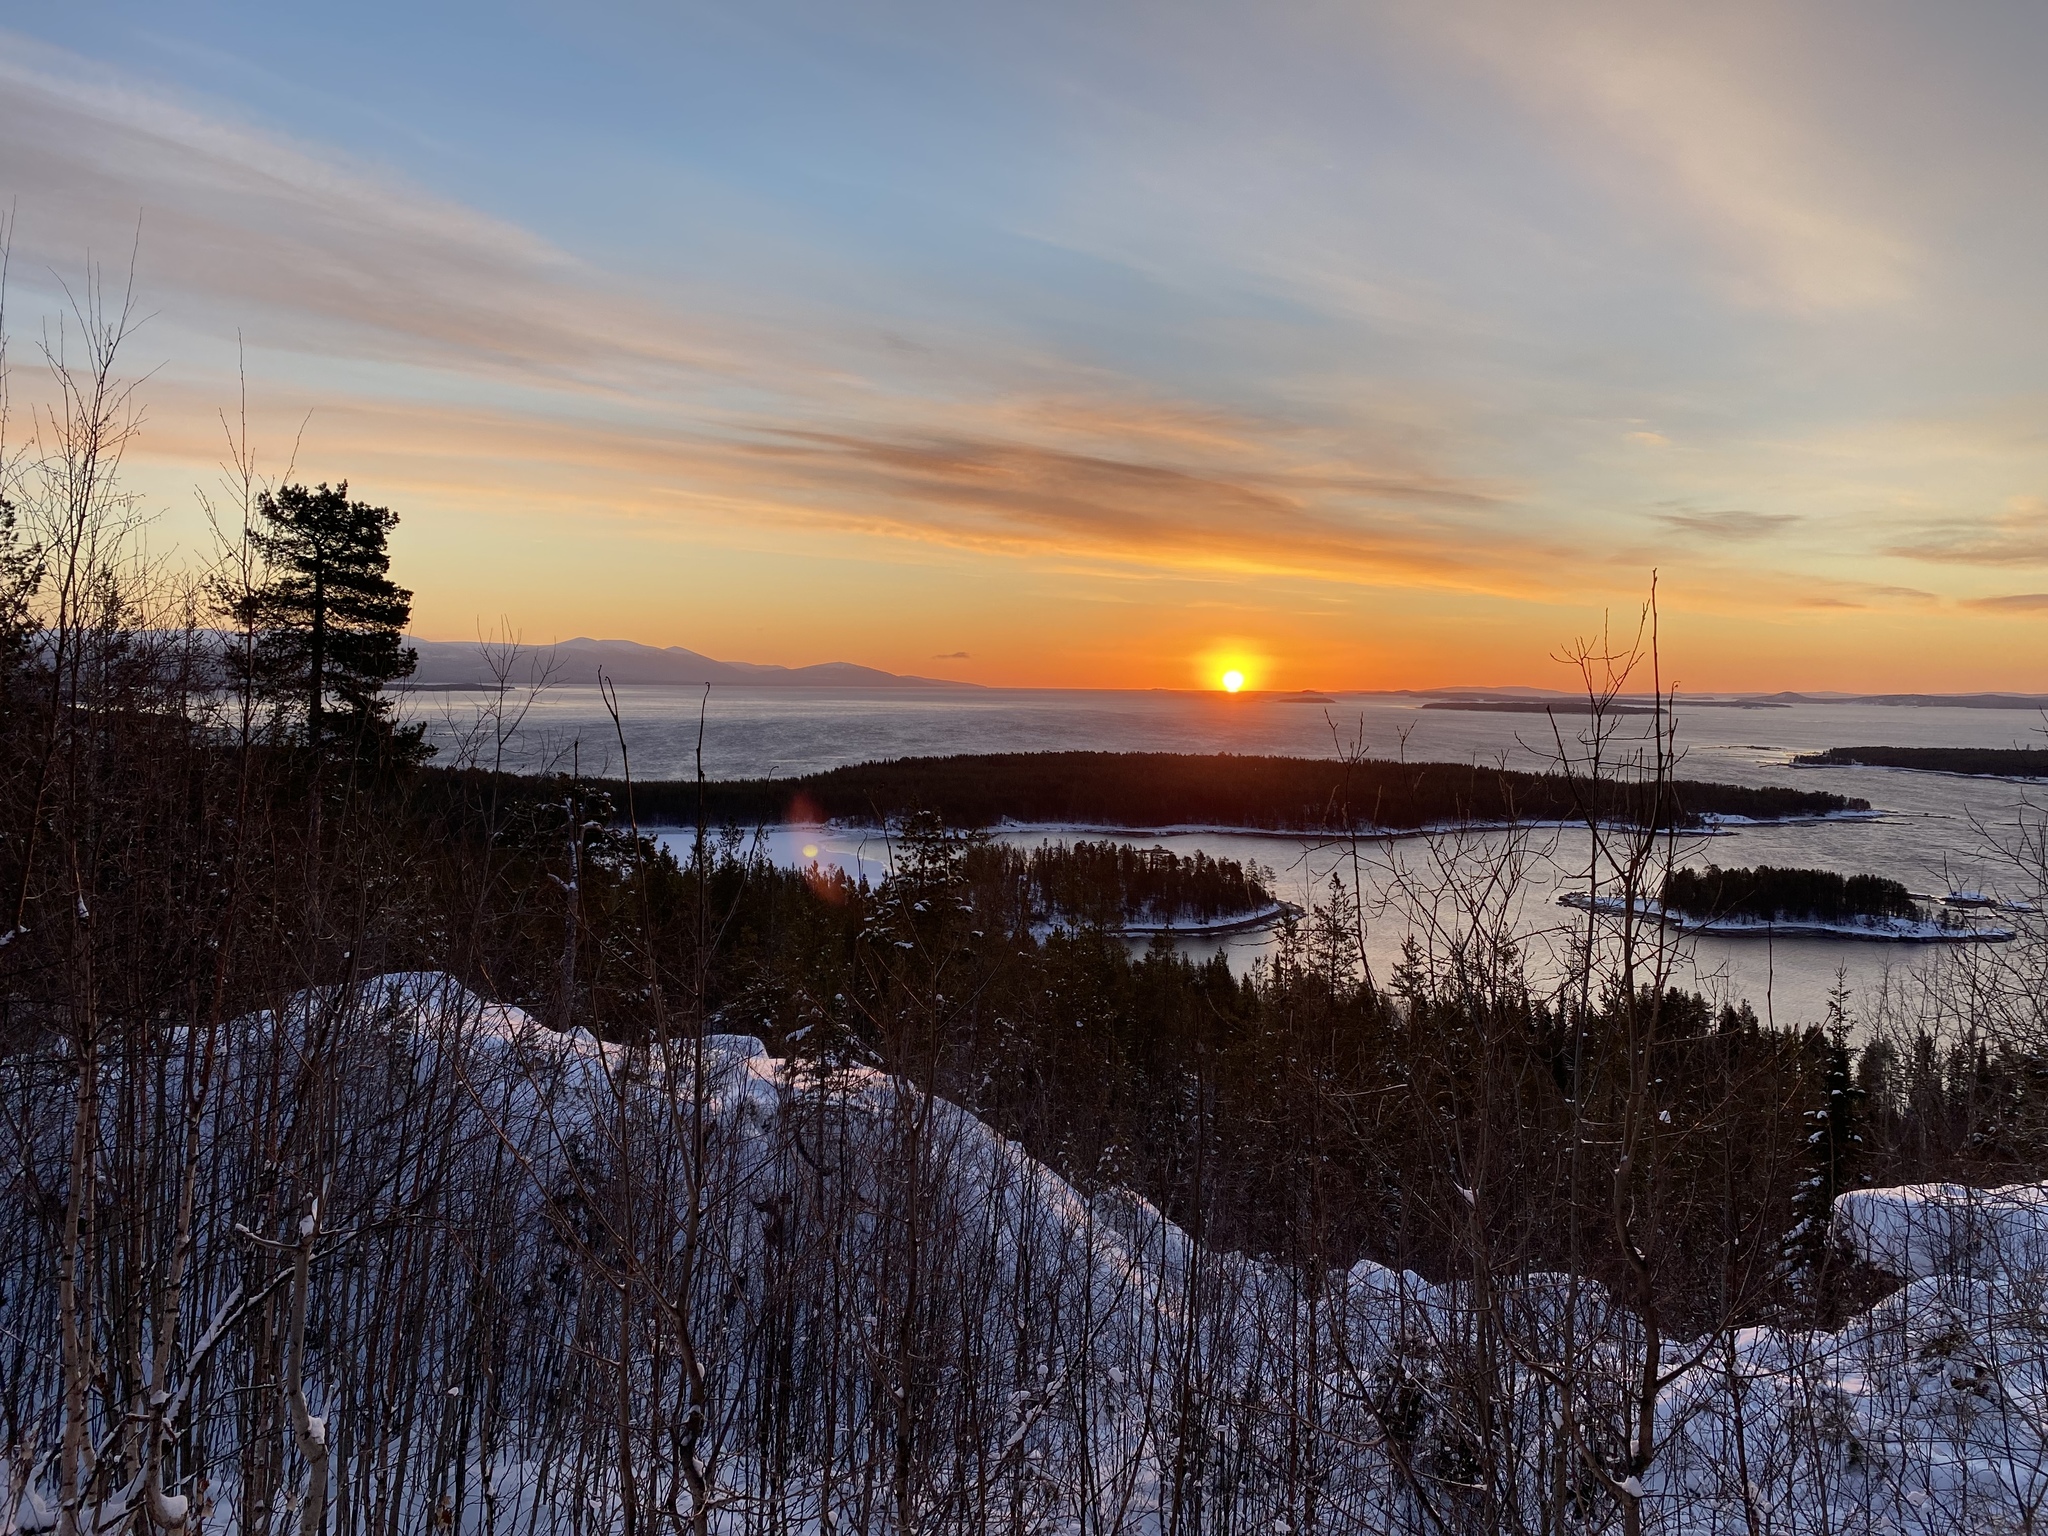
(1794, 745, 2048, 780)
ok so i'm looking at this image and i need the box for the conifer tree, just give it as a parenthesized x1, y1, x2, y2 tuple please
(1785, 980, 1865, 1306)
(239, 481, 426, 764)
(0, 499, 38, 664)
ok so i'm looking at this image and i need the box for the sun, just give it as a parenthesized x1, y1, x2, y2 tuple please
(1197, 643, 1264, 692)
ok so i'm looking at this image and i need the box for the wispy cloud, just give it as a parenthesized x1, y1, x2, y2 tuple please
(1763, 582, 1934, 612)
(1963, 592, 2048, 613)
(1412, 3, 1916, 312)
(1655, 509, 1800, 540)
(0, 39, 784, 392)
(1887, 498, 2048, 566)
(744, 427, 1519, 581)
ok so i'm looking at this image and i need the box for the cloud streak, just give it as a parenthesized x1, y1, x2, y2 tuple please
(1655, 509, 1800, 540)
(1963, 593, 2048, 613)
(1409, 2, 1917, 312)
(0, 39, 785, 393)
(746, 427, 1521, 582)
(1887, 499, 2048, 566)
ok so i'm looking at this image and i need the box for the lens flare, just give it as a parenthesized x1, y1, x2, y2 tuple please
(1221, 669, 1245, 693)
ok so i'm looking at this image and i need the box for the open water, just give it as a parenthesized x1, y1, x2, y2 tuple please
(413, 685, 2048, 1030)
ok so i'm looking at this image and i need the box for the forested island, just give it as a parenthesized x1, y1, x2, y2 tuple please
(487, 749, 1867, 832)
(969, 838, 1286, 932)
(1662, 864, 1920, 924)
(1563, 864, 2008, 941)
(1796, 744, 2048, 777)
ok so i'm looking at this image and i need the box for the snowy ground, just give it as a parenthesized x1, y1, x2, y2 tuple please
(11, 974, 2048, 1534)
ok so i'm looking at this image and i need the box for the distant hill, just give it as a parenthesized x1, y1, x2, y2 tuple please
(1407, 688, 2048, 711)
(1758, 691, 2048, 709)
(403, 636, 971, 689)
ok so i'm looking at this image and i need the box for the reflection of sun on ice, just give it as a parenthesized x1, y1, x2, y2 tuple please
(1221, 670, 1245, 694)
(801, 843, 820, 860)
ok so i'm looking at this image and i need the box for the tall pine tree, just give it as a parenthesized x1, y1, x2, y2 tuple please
(1784, 978, 1865, 1312)
(239, 481, 426, 764)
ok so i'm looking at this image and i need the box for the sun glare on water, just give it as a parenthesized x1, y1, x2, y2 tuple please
(1221, 669, 1245, 694)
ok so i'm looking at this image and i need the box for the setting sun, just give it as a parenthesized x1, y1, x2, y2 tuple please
(1221, 669, 1245, 693)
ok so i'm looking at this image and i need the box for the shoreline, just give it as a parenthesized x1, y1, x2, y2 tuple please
(1025, 901, 1303, 939)
(643, 808, 1885, 843)
(1111, 900, 1301, 937)
(1792, 760, 2048, 786)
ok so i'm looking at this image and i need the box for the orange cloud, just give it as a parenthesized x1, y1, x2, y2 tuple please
(743, 427, 1514, 580)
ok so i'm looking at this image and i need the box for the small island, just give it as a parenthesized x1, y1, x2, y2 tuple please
(1561, 863, 2016, 942)
(973, 839, 1295, 936)
(1794, 745, 2048, 779)
(1421, 698, 1660, 716)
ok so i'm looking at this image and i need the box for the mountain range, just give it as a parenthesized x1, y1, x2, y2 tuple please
(403, 636, 968, 689)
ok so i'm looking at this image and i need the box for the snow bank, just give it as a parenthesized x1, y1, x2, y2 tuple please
(1835, 1180, 2048, 1281)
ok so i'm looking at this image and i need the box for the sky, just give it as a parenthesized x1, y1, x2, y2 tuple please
(0, 1, 2045, 691)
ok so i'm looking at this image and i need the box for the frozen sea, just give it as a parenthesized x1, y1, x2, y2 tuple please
(412, 684, 2048, 1031)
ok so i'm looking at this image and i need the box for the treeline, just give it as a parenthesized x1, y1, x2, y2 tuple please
(1797, 744, 2048, 777)
(1661, 864, 1920, 923)
(449, 749, 1864, 833)
(959, 839, 1276, 927)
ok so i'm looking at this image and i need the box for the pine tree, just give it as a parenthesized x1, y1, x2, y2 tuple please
(1390, 935, 1430, 1013)
(0, 499, 41, 725)
(239, 481, 427, 764)
(1785, 979, 1865, 1307)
